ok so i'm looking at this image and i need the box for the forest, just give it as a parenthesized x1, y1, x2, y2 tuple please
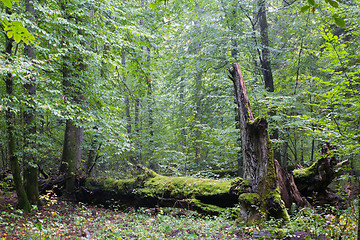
(0, 0, 359, 239)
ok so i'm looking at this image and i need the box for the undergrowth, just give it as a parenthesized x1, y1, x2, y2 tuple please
(0, 190, 358, 239)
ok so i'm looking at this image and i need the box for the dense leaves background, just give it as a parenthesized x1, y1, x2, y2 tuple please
(0, 0, 359, 186)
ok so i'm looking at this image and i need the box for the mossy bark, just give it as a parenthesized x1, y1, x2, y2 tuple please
(292, 144, 348, 204)
(74, 168, 246, 214)
(229, 63, 288, 221)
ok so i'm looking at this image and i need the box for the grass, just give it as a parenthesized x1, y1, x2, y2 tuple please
(0, 190, 358, 239)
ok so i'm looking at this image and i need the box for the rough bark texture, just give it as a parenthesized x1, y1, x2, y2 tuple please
(275, 160, 310, 208)
(229, 63, 288, 221)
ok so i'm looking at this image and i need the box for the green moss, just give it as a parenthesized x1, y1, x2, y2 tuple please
(238, 193, 260, 206)
(85, 177, 137, 194)
(293, 162, 318, 179)
(271, 188, 290, 221)
(247, 116, 262, 125)
(257, 137, 289, 221)
(83, 171, 238, 214)
(230, 177, 242, 187)
(230, 177, 252, 195)
(189, 199, 227, 214)
(138, 175, 231, 199)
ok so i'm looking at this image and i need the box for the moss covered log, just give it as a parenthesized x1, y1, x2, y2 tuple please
(75, 168, 247, 214)
(292, 152, 349, 204)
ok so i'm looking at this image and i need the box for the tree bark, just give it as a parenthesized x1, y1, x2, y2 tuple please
(229, 63, 288, 221)
(60, 52, 84, 193)
(60, 120, 83, 196)
(122, 51, 132, 137)
(134, 98, 141, 162)
(23, 0, 40, 205)
(275, 160, 310, 208)
(258, 0, 274, 92)
(4, 34, 31, 212)
(59, 1, 86, 195)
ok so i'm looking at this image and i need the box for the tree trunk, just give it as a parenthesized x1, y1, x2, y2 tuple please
(146, 46, 154, 157)
(275, 160, 310, 208)
(60, 120, 83, 196)
(122, 51, 132, 137)
(60, 52, 84, 195)
(59, 1, 86, 195)
(4, 35, 31, 212)
(194, 72, 203, 164)
(258, 0, 274, 92)
(23, 0, 40, 205)
(229, 63, 288, 221)
(134, 98, 141, 162)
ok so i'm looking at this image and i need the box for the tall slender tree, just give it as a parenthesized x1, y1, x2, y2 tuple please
(23, 0, 40, 205)
(4, 17, 31, 212)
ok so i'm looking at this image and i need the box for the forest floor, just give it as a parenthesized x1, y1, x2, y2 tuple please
(0, 190, 357, 239)
(0, 191, 249, 239)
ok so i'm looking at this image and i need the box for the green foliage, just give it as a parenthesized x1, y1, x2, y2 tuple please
(2, 20, 34, 44)
(1, 0, 17, 9)
(300, 0, 347, 27)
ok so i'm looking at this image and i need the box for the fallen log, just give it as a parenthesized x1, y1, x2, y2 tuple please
(292, 144, 349, 205)
(37, 154, 349, 217)
(40, 167, 251, 215)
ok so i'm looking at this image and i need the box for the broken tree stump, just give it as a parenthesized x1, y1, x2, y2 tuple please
(228, 63, 289, 221)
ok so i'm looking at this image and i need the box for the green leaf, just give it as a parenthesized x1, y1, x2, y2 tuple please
(300, 6, 311, 13)
(7, 31, 13, 38)
(308, 0, 315, 6)
(14, 33, 21, 43)
(334, 17, 345, 28)
(2, 0, 12, 8)
(149, 3, 155, 8)
(328, 0, 339, 8)
(2, 20, 9, 27)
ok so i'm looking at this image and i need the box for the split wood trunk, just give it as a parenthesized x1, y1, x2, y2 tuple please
(229, 63, 288, 221)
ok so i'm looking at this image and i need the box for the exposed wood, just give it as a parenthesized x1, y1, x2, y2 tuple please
(275, 160, 310, 208)
(229, 63, 288, 221)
